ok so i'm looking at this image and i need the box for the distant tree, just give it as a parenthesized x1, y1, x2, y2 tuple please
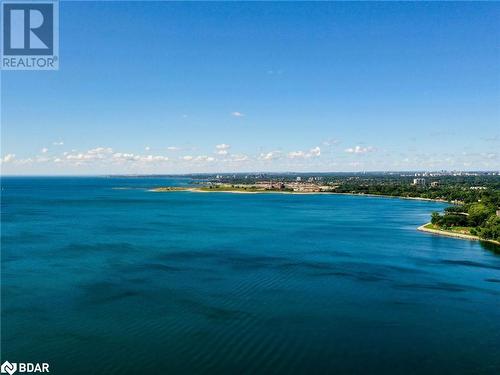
(467, 203, 492, 227)
(445, 205, 467, 213)
(477, 216, 500, 241)
(431, 212, 442, 225)
(441, 214, 468, 227)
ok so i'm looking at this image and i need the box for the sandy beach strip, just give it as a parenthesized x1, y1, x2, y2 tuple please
(150, 187, 448, 201)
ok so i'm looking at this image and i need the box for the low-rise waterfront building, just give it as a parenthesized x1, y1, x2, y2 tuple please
(412, 178, 426, 186)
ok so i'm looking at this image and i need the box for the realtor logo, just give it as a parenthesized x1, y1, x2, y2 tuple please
(1, 0, 59, 70)
(1, 361, 17, 375)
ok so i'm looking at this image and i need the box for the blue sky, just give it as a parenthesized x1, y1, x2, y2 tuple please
(1, 1, 499, 174)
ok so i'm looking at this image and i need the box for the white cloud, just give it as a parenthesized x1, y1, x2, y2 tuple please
(112, 152, 169, 163)
(111, 152, 169, 164)
(140, 155, 169, 162)
(288, 150, 306, 159)
(36, 156, 51, 163)
(17, 158, 34, 165)
(309, 146, 321, 157)
(322, 139, 339, 146)
(231, 111, 245, 117)
(182, 155, 193, 161)
(230, 154, 249, 162)
(66, 153, 91, 161)
(52, 141, 64, 146)
(482, 152, 497, 160)
(215, 143, 231, 155)
(345, 145, 375, 154)
(167, 146, 180, 151)
(113, 153, 140, 162)
(65, 147, 114, 163)
(41, 148, 48, 153)
(259, 151, 281, 161)
(145, 146, 150, 151)
(1, 154, 15, 163)
(287, 146, 321, 159)
(88, 147, 113, 156)
(194, 155, 215, 162)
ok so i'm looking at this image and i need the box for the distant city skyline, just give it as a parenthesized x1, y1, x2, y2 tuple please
(1, 1, 499, 175)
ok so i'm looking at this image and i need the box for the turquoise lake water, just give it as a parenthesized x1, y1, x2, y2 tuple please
(1, 177, 499, 374)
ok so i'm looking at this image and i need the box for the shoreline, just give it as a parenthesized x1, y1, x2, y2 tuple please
(417, 223, 500, 246)
(150, 187, 449, 203)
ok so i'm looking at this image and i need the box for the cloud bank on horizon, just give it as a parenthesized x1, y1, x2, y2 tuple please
(1, 139, 498, 175)
(1, 2, 499, 174)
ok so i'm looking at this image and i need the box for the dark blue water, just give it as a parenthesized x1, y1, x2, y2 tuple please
(2, 177, 499, 374)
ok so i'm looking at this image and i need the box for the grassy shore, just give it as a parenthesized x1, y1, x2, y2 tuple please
(418, 223, 500, 246)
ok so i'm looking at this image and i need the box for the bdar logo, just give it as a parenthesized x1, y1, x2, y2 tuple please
(0, 361, 49, 374)
(1, 361, 17, 375)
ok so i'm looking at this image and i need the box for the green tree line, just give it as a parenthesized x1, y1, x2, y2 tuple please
(431, 190, 500, 241)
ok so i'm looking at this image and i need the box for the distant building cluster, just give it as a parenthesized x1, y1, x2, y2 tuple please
(412, 178, 426, 186)
(401, 171, 499, 177)
(412, 178, 443, 187)
(253, 180, 330, 192)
